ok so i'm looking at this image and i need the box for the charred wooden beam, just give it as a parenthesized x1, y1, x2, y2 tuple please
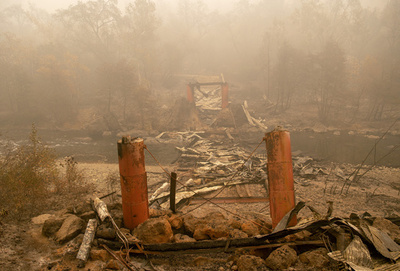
(127, 240, 324, 255)
(98, 234, 323, 255)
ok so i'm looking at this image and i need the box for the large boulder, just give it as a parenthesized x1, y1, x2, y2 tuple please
(42, 217, 66, 237)
(96, 224, 116, 240)
(229, 229, 248, 239)
(133, 218, 173, 244)
(54, 215, 85, 243)
(265, 245, 297, 270)
(32, 214, 54, 225)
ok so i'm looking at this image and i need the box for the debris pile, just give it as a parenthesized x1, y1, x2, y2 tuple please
(156, 131, 266, 181)
(150, 131, 268, 210)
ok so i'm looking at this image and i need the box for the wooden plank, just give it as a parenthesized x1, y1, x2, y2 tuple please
(189, 197, 269, 204)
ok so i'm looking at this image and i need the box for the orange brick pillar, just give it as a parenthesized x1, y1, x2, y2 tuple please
(265, 128, 296, 228)
(117, 137, 149, 229)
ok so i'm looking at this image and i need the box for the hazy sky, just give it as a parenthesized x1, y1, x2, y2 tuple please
(11, 0, 244, 13)
(2, 0, 386, 15)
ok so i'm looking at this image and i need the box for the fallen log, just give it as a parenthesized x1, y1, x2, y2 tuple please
(76, 219, 98, 268)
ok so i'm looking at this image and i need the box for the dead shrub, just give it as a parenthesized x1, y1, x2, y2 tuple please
(0, 124, 92, 221)
(0, 124, 59, 221)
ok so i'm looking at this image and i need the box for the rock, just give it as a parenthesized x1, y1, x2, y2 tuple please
(282, 230, 312, 242)
(168, 213, 183, 229)
(265, 245, 297, 270)
(241, 222, 259, 237)
(373, 217, 400, 242)
(149, 208, 172, 218)
(85, 260, 106, 271)
(183, 214, 201, 234)
(193, 224, 210, 241)
(67, 200, 92, 215)
(299, 248, 329, 269)
(228, 218, 242, 229)
(230, 229, 248, 239)
(105, 259, 124, 270)
(237, 255, 267, 271)
(205, 223, 230, 240)
(173, 233, 196, 243)
(133, 218, 173, 244)
(186, 212, 230, 241)
(54, 215, 85, 243)
(32, 214, 55, 225)
(258, 220, 272, 235)
(90, 249, 113, 262)
(54, 234, 82, 259)
(79, 211, 96, 221)
(193, 222, 230, 240)
(96, 224, 116, 240)
(42, 217, 66, 237)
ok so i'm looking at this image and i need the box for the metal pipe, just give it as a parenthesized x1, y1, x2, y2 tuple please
(265, 128, 296, 228)
(170, 172, 177, 213)
(117, 137, 149, 229)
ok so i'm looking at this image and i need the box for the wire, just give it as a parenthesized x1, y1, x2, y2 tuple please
(340, 118, 399, 195)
